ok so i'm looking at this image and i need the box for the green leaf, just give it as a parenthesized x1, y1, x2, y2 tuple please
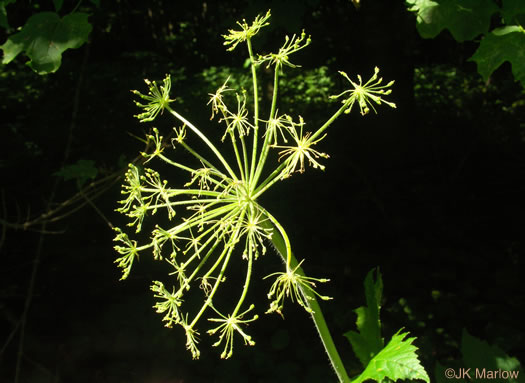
(54, 159, 98, 186)
(407, 0, 499, 42)
(461, 329, 523, 383)
(344, 268, 384, 367)
(502, 0, 525, 25)
(0, 11, 92, 74)
(469, 25, 525, 87)
(352, 330, 430, 383)
(0, 0, 16, 29)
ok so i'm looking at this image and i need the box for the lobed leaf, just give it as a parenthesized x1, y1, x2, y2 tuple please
(344, 267, 384, 367)
(407, 0, 498, 42)
(469, 26, 525, 87)
(352, 330, 430, 383)
(1, 11, 92, 74)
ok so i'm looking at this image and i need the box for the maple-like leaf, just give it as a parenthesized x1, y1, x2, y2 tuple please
(344, 268, 384, 367)
(407, 0, 498, 42)
(470, 25, 525, 87)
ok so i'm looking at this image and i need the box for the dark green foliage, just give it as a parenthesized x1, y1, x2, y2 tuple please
(1, 11, 92, 74)
(54, 159, 98, 187)
(0, 0, 15, 28)
(470, 26, 525, 87)
(407, 0, 497, 42)
(280, 66, 336, 114)
(407, 0, 525, 87)
(435, 330, 523, 383)
(345, 269, 429, 383)
(461, 330, 523, 383)
(344, 268, 384, 367)
(502, 0, 525, 25)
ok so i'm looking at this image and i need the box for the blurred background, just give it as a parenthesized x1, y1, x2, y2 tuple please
(1, 0, 524, 382)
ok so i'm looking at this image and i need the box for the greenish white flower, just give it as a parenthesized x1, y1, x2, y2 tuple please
(222, 10, 271, 51)
(207, 304, 258, 359)
(265, 260, 332, 317)
(131, 75, 174, 122)
(331, 66, 396, 115)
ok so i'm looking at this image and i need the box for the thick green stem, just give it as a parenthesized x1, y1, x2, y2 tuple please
(264, 220, 351, 383)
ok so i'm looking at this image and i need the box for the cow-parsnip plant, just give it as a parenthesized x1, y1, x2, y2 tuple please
(114, 10, 396, 382)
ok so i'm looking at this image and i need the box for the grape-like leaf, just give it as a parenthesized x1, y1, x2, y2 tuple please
(407, 0, 498, 42)
(469, 25, 525, 87)
(344, 268, 384, 367)
(352, 330, 430, 383)
(1, 11, 92, 74)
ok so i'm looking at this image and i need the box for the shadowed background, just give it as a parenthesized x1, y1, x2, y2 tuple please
(1, 0, 524, 382)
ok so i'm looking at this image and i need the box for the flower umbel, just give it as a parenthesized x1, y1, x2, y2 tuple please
(256, 30, 311, 73)
(330, 66, 396, 115)
(132, 75, 174, 122)
(141, 127, 165, 163)
(113, 228, 139, 280)
(207, 304, 258, 359)
(181, 314, 201, 359)
(151, 280, 183, 328)
(208, 76, 232, 120)
(223, 10, 271, 51)
(114, 10, 394, 370)
(262, 111, 294, 145)
(265, 260, 332, 317)
(271, 116, 330, 178)
(220, 91, 253, 141)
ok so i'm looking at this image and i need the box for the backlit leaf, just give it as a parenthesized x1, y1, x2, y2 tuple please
(352, 330, 430, 383)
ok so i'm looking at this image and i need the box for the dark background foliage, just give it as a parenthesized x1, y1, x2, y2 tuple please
(1, 0, 524, 382)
